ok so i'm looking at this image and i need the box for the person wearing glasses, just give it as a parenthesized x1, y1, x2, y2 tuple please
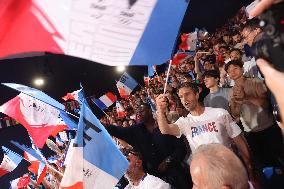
(123, 150, 171, 189)
(104, 104, 191, 189)
(241, 19, 263, 79)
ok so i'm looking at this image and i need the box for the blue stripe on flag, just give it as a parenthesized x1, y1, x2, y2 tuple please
(1, 83, 65, 111)
(148, 66, 155, 77)
(79, 102, 128, 179)
(129, 0, 189, 66)
(2, 146, 23, 165)
(93, 98, 107, 110)
(119, 72, 138, 91)
(10, 141, 46, 164)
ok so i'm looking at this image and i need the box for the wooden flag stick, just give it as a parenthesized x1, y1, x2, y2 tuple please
(163, 60, 172, 94)
(65, 111, 79, 119)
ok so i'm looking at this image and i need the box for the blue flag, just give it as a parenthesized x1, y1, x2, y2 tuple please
(10, 141, 46, 164)
(1, 146, 23, 166)
(116, 72, 138, 96)
(148, 65, 155, 77)
(60, 95, 129, 188)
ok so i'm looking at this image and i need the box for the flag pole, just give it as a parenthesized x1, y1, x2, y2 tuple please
(65, 111, 79, 119)
(196, 51, 210, 54)
(163, 60, 172, 94)
(101, 110, 110, 118)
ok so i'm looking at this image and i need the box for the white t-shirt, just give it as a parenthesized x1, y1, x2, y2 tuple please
(175, 107, 242, 152)
(124, 174, 171, 189)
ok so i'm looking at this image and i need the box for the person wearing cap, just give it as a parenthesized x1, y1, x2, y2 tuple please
(203, 70, 231, 112)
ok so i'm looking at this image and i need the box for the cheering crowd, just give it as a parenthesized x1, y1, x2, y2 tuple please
(99, 3, 284, 189)
(1, 0, 284, 188)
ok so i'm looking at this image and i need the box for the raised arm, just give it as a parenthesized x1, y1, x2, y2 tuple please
(194, 55, 203, 80)
(156, 94, 180, 136)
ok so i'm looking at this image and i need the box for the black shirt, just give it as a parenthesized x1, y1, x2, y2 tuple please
(106, 122, 187, 175)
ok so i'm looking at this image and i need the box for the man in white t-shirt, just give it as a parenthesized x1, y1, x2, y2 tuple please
(156, 82, 255, 181)
(124, 150, 171, 189)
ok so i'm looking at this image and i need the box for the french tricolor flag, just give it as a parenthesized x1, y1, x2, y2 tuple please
(0, 92, 67, 148)
(92, 92, 116, 110)
(116, 72, 138, 98)
(60, 99, 128, 189)
(116, 101, 126, 118)
(62, 89, 81, 102)
(11, 141, 47, 185)
(0, 146, 21, 177)
(178, 31, 198, 51)
(0, 0, 188, 66)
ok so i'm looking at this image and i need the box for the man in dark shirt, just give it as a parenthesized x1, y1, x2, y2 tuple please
(105, 104, 191, 189)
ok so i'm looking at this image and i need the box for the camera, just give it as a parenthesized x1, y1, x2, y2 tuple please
(251, 1, 284, 71)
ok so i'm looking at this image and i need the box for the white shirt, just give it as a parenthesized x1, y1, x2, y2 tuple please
(175, 107, 242, 152)
(124, 174, 171, 189)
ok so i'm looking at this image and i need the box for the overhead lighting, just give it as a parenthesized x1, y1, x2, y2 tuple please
(116, 66, 126, 72)
(34, 78, 45, 86)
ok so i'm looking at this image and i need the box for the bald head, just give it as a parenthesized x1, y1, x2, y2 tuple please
(190, 144, 249, 189)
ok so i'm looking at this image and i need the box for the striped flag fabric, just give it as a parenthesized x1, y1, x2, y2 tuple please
(116, 72, 138, 98)
(60, 98, 128, 189)
(116, 101, 126, 118)
(1, 83, 77, 130)
(0, 147, 21, 177)
(144, 76, 149, 86)
(178, 31, 198, 51)
(62, 89, 81, 101)
(148, 65, 157, 77)
(171, 53, 189, 66)
(11, 141, 47, 185)
(10, 175, 31, 189)
(92, 92, 116, 110)
(0, 93, 67, 148)
(172, 51, 196, 66)
(0, 0, 188, 66)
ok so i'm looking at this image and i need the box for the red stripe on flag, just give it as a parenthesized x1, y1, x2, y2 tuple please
(36, 165, 47, 185)
(0, 168, 9, 177)
(179, 33, 190, 51)
(0, 95, 67, 148)
(172, 53, 188, 66)
(105, 92, 117, 103)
